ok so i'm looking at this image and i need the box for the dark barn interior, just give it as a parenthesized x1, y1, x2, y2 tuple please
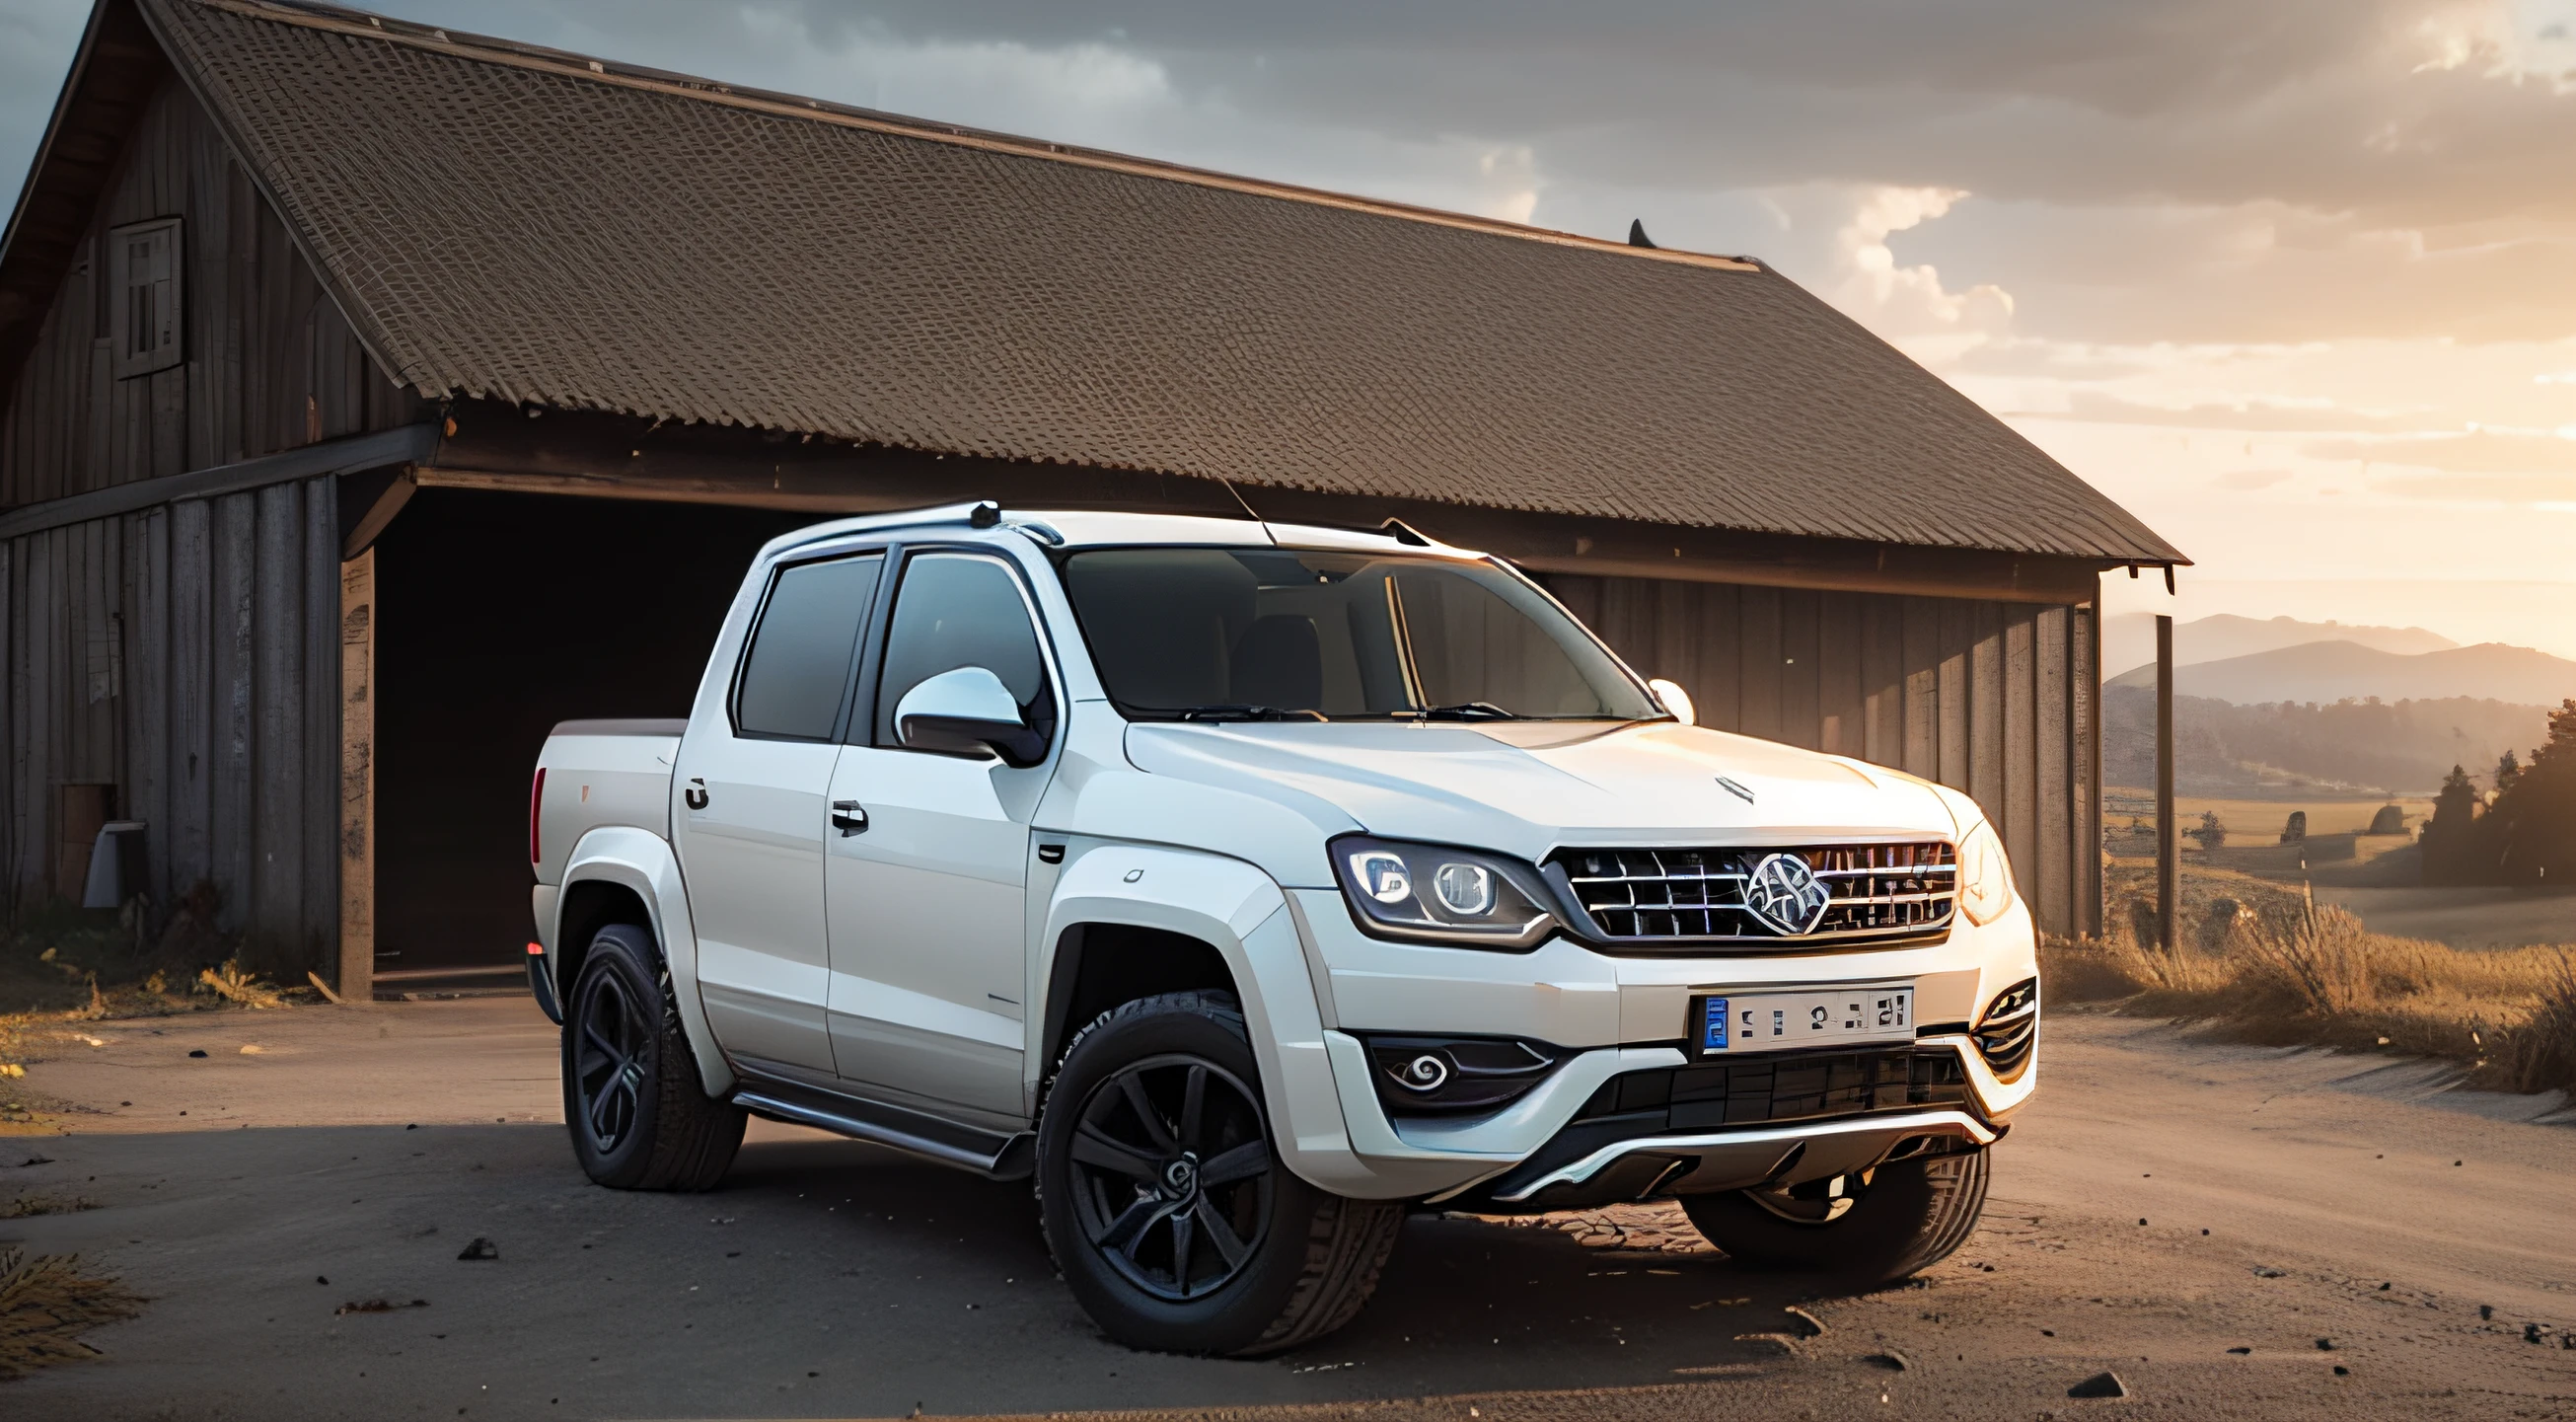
(372, 490, 803, 972)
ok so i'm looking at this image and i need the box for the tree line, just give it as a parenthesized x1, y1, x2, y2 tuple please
(2422, 699, 2576, 886)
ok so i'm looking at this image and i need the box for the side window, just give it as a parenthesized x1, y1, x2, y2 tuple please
(874, 553, 1053, 748)
(732, 554, 882, 739)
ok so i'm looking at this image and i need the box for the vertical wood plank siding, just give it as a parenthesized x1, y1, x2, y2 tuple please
(2, 480, 340, 972)
(1546, 573, 2102, 939)
(0, 77, 399, 978)
(0, 80, 423, 506)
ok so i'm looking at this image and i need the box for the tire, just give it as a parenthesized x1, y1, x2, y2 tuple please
(1037, 990, 1403, 1357)
(1678, 1147, 1989, 1286)
(561, 923, 745, 1191)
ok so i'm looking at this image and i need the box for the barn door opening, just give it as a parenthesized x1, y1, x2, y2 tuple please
(368, 490, 804, 984)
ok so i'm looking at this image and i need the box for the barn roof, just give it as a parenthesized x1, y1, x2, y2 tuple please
(11, 0, 2185, 564)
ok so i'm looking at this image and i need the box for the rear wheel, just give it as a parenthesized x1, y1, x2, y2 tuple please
(1038, 991, 1402, 1356)
(562, 924, 744, 1191)
(1678, 1148, 1989, 1285)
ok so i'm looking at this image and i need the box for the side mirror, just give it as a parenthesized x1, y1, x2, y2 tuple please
(1648, 678, 1697, 727)
(896, 667, 1048, 766)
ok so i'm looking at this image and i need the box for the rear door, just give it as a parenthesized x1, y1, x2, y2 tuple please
(673, 552, 883, 1080)
(823, 548, 1059, 1119)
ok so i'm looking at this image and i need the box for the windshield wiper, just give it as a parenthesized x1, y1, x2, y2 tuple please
(1174, 705, 1327, 722)
(1397, 702, 1519, 721)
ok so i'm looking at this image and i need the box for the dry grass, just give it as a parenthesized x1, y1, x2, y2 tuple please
(194, 959, 288, 1010)
(0, 1194, 96, 1221)
(2043, 903, 2576, 1096)
(0, 1250, 146, 1381)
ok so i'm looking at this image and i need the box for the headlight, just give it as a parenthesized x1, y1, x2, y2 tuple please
(1330, 835, 1558, 948)
(1956, 819, 2017, 927)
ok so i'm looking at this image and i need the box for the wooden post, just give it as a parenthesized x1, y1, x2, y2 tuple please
(337, 549, 375, 1000)
(2155, 612, 2175, 952)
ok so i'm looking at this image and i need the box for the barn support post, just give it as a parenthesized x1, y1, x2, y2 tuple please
(2155, 613, 2175, 951)
(337, 547, 374, 999)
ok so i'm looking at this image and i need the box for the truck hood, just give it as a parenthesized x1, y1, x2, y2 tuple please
(1121, 719, 1963, 863)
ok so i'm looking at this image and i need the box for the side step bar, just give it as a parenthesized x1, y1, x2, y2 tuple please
(730, 1077, 1035, 1181)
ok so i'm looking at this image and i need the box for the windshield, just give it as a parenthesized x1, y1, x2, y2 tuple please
(1060, 547, 1661, 722)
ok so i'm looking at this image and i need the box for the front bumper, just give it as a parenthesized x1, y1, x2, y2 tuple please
(1283, 885, 2038, 1202)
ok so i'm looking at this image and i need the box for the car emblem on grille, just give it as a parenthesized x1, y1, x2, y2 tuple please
(1743, 853, 1832, 936)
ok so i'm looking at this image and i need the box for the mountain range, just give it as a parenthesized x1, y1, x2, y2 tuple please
(2106, 639, 2576, 708)
(2100, 612, 2457, 678)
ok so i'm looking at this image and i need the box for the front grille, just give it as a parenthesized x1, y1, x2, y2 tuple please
(1573, 1045, 1971, 1131)
(1548, 842, 1955, 947)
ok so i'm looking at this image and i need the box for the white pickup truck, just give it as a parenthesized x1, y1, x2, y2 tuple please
(529, 500, 2038, 1356)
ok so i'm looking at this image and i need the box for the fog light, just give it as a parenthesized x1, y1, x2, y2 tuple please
(1362, 1035, 1560, 1116)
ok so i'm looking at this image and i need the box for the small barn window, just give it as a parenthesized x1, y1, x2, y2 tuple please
(109, 217, 183, 378)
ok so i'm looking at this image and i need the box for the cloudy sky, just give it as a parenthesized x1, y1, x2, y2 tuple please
(9, 0, 2576, 655)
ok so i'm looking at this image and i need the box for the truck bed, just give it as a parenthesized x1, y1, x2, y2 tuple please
(532, 719, 685, 880)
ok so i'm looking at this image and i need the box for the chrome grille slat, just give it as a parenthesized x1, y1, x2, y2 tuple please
(1551, 841, 1956, 947)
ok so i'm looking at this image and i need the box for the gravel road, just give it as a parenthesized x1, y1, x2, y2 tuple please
(2, 998, 2570, 1420)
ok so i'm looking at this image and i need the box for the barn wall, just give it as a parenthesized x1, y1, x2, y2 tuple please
(0, 476, 340, 973)
(0, 73, 423, 979)
(1546, 573, 2100, 939)
(0, 77, 424, 508)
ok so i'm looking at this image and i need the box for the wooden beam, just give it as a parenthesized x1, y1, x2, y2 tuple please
(2155, 612, 2175, 952)
(337, 465, 414, 559)
(337, 548, 374, 1001)
(421, 401, 2132, 605)
(0, 423, 438, 540)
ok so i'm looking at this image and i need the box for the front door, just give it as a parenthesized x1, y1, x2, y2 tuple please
(674, 552, 883, 1080)
(825, 550, 1058, 1118)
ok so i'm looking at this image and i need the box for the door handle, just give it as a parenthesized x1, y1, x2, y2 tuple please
(831, 800, 869, 836)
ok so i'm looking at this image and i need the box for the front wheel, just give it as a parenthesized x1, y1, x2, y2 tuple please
(1678, 1148, 1989, 1285)
(562, 924, 745, 1191)
(1037, 991, 1402, 1356)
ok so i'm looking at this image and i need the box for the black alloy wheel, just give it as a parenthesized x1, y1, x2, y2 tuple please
(1066, 1054, 1274, 1302)
(1036, 990, 1404, 1356)
(572, 964, 652, 1156)
(559, 923, 744, 1192)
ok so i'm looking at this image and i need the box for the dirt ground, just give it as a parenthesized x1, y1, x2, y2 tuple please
(3, 999, 2573, 1421)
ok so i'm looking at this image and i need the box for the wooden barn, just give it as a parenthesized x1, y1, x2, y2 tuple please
(0, 0, 2186, 994)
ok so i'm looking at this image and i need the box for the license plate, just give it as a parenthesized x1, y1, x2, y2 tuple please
(1690, 983, 1915, 1056)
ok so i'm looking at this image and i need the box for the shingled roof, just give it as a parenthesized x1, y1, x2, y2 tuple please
(24, 0, 2185, 563)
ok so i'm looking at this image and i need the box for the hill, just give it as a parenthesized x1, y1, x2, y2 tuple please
(2101, 612, 2456, 678)
(2101, 688, 2550, 795)
(2105, 639, 2576, 707)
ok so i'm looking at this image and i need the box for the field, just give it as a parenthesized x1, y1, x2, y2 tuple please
(2102, 787, 2435, 841)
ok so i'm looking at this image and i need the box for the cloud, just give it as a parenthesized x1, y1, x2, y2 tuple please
(2307, 429, 2576, 472)
(2216, 468, 2295, 490)
(2369, 473, 2576, 502)
(2011, 390, 2435, 431)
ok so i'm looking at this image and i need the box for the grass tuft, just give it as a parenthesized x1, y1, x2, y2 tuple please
(0, 1250, 147, 1381)
(2043, 891, 2576, 1096)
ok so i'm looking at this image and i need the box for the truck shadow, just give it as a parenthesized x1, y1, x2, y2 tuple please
(9, 1121, 1875, 1417)
(729, 1129, 1858, 1404)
